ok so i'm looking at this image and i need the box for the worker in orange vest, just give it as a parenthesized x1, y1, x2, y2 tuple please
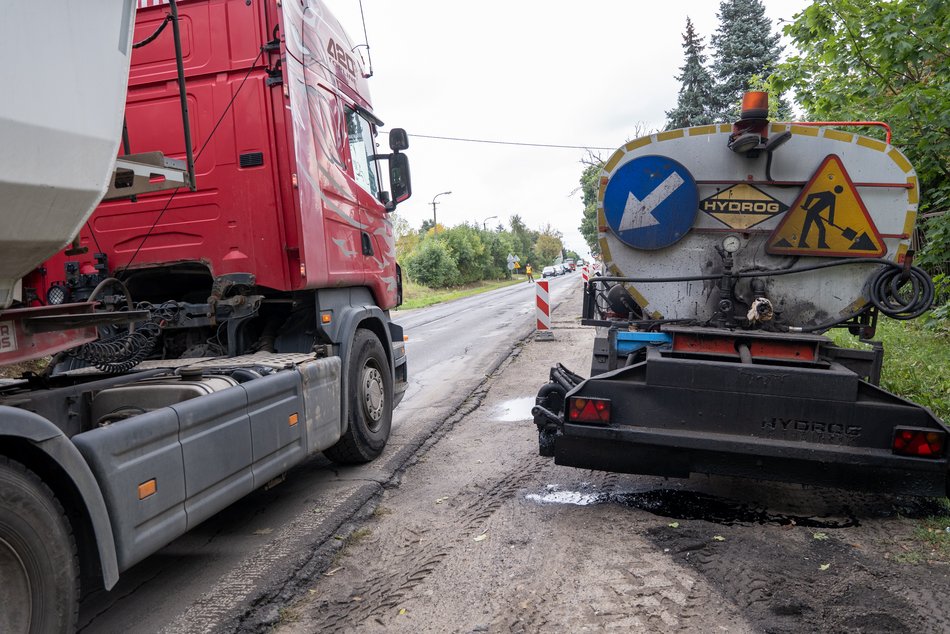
(525, 263, 534, 283)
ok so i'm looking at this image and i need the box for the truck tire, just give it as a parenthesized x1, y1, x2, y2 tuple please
(324, 328, 393, 464)
(0, 457, 79, 634)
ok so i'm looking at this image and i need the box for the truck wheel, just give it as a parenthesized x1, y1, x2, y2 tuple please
(0, 457, 79, 634)
(324, 329, 393, 464)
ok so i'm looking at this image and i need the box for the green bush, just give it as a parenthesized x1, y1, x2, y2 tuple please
(921, 273, 950, 333)
(441, 225, 488, 285)
(481, 230, 517, 279)
(919, 212, 950, 272)
(405, 239, 459, 288)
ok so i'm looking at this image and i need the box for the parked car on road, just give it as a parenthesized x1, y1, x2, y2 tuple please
(542, 266, 558, 278)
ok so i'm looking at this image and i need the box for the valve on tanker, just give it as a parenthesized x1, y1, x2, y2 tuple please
(605, 284, 642, 320)
(712, 238, 739, 329)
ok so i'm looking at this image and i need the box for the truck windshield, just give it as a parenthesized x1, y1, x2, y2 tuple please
(345, 107, 380, 197)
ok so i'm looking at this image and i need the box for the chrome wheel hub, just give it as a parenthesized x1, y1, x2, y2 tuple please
(362, 365, 385, 425)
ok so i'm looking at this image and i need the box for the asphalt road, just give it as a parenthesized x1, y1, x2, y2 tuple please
(272, 285, 950, 634)
(76, 273, 581, 633)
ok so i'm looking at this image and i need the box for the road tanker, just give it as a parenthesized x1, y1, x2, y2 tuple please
(533, 92, 945, 497)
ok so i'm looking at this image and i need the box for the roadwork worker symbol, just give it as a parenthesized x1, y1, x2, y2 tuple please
(767, 154, 885, 257)
(798, 185, 843, 249)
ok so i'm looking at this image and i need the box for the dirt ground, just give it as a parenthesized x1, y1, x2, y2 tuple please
(273, 293, 950, 633)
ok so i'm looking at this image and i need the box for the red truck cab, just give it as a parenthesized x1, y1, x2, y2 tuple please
(1, 3, 410, 629)
(27, 0, 408, 311)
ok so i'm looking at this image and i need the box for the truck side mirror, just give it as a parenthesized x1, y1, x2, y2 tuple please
(389, 128, 409, 152)
(389, 152, 411, 206)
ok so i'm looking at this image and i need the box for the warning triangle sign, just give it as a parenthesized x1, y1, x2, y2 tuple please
(766, 154, 885, 257)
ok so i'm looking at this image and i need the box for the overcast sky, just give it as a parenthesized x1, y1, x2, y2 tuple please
(325, 0, 812, 257)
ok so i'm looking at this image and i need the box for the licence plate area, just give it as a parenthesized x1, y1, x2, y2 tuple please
(0, 320, 16, 352)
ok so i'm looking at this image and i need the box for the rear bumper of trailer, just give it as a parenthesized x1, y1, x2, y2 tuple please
(536, 349, 949, 497)
(554, 423, 948, 497)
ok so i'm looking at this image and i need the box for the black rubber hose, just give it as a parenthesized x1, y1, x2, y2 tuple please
(793, 264, 934, 332)
(132, 15, 172, 49)
(869, 265, 934, 320)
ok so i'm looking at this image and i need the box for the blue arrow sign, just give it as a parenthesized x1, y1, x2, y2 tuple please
(603, 155, 699, 250)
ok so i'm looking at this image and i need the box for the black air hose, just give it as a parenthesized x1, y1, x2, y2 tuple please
(869, 265, 934, 320)
(67, 321, 162, 374)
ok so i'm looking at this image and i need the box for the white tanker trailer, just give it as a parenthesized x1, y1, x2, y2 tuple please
(533, 93, 945, 496)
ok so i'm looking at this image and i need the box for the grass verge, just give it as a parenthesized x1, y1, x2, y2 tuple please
(828, 317, 950, 422)
(831, 316, 950, 548)
(398, 278, 523, 311)
(890, 499, 950, 565)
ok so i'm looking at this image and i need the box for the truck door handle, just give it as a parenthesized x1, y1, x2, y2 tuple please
(361, 232, 374, 256)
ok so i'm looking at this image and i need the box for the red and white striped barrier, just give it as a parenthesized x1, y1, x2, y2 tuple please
(581, 266, 589, 284)
(535, 279, 553, 339)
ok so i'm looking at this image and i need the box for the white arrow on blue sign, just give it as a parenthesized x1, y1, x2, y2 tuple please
(603, 155, 699, 250)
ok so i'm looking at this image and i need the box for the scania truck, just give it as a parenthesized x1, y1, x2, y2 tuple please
(0, 1, 411, 630)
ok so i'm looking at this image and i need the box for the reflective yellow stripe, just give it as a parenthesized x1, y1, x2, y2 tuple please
(857, 136, 887, 152)
(657, 129, 684, 142)
(823, 129, 853, 143)
(688, 125, 718, 136)
(888, 148, 913, 173)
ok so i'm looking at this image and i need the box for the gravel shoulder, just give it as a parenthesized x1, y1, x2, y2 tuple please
(272, 288, 950, 633)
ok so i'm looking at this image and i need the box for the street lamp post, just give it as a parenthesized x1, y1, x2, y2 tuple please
(430, 191, 452, 230)
(482, 215, 498, 231)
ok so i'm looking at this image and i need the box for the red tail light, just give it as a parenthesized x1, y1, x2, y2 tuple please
(892, 427, 946, 458)
(568, 397, 611, 425)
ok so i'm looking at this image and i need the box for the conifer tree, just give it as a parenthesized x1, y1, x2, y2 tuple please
(710, 0, 784, 119)
(665, 17, 716, 130)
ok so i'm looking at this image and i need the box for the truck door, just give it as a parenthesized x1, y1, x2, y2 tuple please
(343, 107, 398, 307)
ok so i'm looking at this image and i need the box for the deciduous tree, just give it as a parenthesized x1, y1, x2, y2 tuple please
(775, 0, 950, 265)
(578, 162, 603, 257)
(534, 232, 563, 266)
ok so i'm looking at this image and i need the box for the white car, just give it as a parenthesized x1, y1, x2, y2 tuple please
(542, 266, 558, 278)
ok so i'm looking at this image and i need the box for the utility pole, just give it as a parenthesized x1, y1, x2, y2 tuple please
(430, 191, 452, 231)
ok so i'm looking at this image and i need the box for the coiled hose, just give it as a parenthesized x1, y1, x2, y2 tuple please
(67, 321, 162, 374)
(869, 264, 934, 320)
(66, 279, 166, 373)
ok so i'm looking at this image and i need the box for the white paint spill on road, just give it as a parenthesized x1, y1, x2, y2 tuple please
(525, 490, 602, 506)
(494, 396, 535, 422)
(525, 483, 604, 506)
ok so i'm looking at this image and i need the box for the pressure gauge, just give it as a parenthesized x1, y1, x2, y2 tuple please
(722, 235, 742, 253)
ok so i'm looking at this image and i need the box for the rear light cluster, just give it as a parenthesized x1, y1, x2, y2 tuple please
(892, 427, 946, 458)
(568, 397, 611, 425)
